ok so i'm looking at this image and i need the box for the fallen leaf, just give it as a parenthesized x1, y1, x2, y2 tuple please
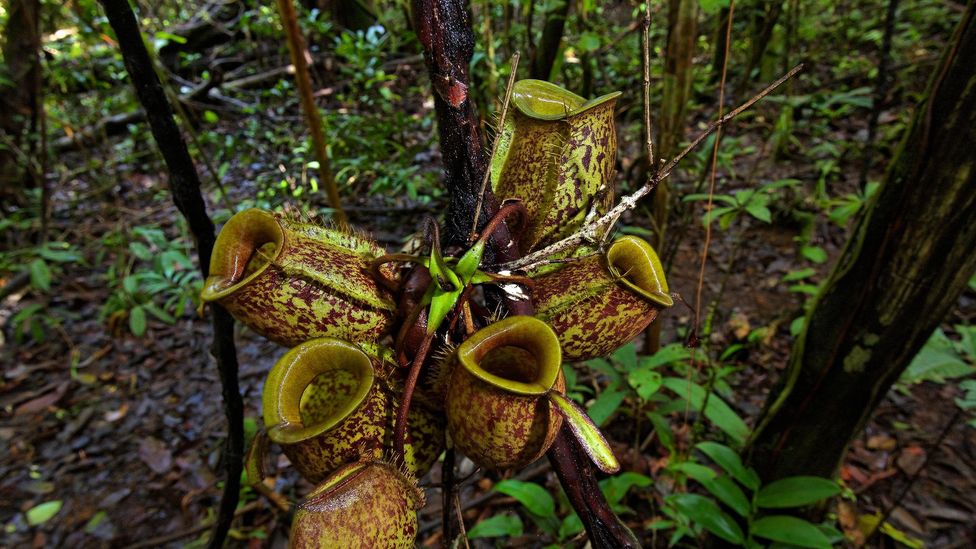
(103, 403, 129, 422)
(138, 437, 173, 474)
(896, 445, 926, 475)
(15, 383, 69, 415)
(866, 434, 898, 452)
(25, 500, 62, 526)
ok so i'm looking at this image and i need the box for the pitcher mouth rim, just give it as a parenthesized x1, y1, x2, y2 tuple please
(511, 79, 622, 121)
(201, 208, 284, 302)
(456, 316, 562, 396)
(263, 338, 375, 445)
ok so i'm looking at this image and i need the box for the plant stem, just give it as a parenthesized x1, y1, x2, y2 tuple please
(97, 1, 242, 547)
(275, 0, 347, 227)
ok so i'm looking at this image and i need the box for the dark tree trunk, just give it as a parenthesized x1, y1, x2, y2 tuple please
(0, 0, 42, 212)
(529, 0, 571, 81)
(97, 1, 243, 546)
(741, 0, 784, 86)
(747, 2, 976, 481)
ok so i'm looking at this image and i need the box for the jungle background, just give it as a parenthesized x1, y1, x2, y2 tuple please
(1, 0, 974, 547)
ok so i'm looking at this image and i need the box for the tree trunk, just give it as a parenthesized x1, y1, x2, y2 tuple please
(746, 2, 976, 481)
(529, 0, 571, 81)
(741, 0, 784, 87)
(0, 0, 42, 212)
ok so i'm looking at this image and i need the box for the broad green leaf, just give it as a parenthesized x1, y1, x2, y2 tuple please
(600, 472, 651, 506)
(702, 476, 751, 517)
(29, 259, 52, 292)
(38, 243, 81, 263)
(586, 357, 623, 389)
(129, 306, 147, 337)
(628, 367, 662, 401)
(550, 392, 619, 473)
(669, 462, 717, 483)
(26, 500, 62, 526)
(587, 387, 626, 426)
(122, 275, 140, 294)
(782, 268, 816, 282)
(801, 246, 828, 264)
(467, 513, 523, 539)
(494, 480, 555, 518)
(669, 493, 744, 544)
(559, 513, 584, 539)
(750, 515, 832, 549)
(144, 303, 176, 324)
(640, 343, 692, 369)
(695, 442, 759, 490)
(579, 31, 601, 52)
(612, 343, 638, 371)
(745, 203, 772, 223)
(128, 241, 153, 261)
(647, 412, 675, 452)
(662, 378, 750, 444)
(901, 329, 973, 383)
(756, 476, 840, 508)
(957, 324, 976, 359)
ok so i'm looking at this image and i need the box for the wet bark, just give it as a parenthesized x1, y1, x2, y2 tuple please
(0, 0, 42, 212)
(747, 2, 976, 481)
(97, 1, 243, 546)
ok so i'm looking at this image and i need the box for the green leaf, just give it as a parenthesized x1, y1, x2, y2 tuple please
(756, 476, 840, 508)
(154, 31, 187, 44)
(612, 342, 638, 370)
(790, 316, 806, 337)
(801, 245, 828, 264)
(782, 268, 816, 282)
(662, 378, 750, 444)
(549, 392, 619, 473)
(600, 472, 651, 506)
(695, 442, 759, 491)
(669, 462, 717, 483)
(494, 480, 556, 518)
(745, 203, 772, 223)
(29, 259, 52, 292)
(669, 493, 744, 544)
(122, 275, 140, 294)
(640, 343, 692, 369)
(901, 329, 974, 383)
(467, 513, 523, 539)
(38, 243, 81, 263)
(26, 500, 62, 526)
(579, 31, 601, 52)
(628, 367, 662, 400)
(587, 387, 627, 426)
(647, 412, 675, 452)
(143, 302, 176, 324)
(128, 241, 153, 261)
(750, 515, 832, 549)
(559, 513, 584, 539)
(129, 306, 147, 337)
(203, 110, 219, 124)
(699, 0, 730, 14)
(702, 476, 751, 517)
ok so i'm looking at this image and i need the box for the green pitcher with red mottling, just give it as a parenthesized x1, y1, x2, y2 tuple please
(532, 235, 674, 361)
(490, 79, 620, 253)
(200, 208, 394, 347)
(446, 316, 566, 470)
(290, 460, 423, 549)
(262, 338, 444, 483)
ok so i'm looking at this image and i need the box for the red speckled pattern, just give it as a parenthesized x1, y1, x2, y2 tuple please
(291, 462, 422, 549)
(533, 254, 658, 361)
(447, 366, 566, 470)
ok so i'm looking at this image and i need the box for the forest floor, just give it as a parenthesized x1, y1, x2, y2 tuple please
(2, 9, 976, 548)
